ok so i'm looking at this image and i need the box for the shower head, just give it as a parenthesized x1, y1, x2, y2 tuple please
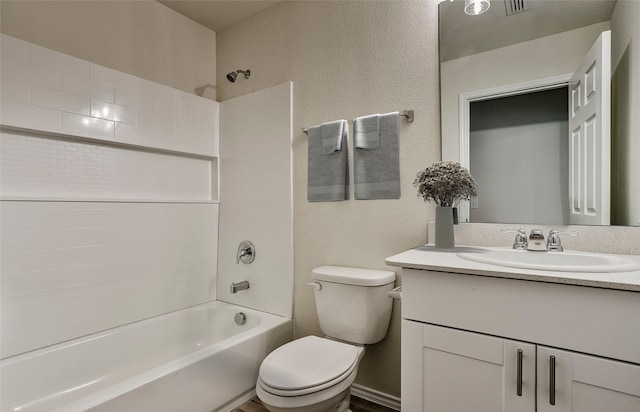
(226, 69, 251, 83)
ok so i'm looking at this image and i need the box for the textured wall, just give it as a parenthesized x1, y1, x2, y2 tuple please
(217, 1, 441, 397)
(0, 0, 216, 96)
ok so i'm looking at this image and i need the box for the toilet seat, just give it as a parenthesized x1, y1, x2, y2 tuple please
(258, 336, 360, 396)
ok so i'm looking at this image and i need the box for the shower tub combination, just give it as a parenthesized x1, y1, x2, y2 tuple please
(1, 301, 292, 412)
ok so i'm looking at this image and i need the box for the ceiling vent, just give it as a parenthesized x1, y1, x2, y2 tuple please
(504, 0, 533, 16)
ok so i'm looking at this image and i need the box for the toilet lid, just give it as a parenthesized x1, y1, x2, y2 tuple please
(259, 336, 359, 391)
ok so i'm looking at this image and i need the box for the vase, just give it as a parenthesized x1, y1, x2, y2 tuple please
(435, 206, 455, 249)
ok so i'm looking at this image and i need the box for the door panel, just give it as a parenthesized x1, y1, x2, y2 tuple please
(568, 30, 611, 225)
(538, 346, 640, 412)
(421, 324, 535, 412)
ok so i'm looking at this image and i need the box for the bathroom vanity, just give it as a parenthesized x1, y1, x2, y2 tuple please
(386, 246, 640, 412)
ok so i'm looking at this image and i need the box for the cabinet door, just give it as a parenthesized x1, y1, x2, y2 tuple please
(404, 322, 535, 412)
(537, 346, 640, 412)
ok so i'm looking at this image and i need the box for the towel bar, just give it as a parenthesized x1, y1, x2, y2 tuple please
(302, 109, 414, 135)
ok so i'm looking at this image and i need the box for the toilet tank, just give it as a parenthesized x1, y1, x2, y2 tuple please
(311, 266, 396, 345)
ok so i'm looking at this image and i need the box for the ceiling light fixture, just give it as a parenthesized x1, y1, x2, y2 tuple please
(464, 0, 490, 15)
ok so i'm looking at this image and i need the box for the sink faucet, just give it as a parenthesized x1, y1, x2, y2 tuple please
(502, 228, 528, 249)
(527, 229, 546, 251)
(546, 229, 578, 252)
(230, 280, 250, 294)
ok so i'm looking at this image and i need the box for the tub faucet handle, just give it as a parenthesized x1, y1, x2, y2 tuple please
(502, 228, 527, 250)
(236, 241, 255, 264)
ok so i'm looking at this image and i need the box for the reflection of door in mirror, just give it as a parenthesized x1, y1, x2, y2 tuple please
(440, 0, 640, 227)
(569, 30, 611, 226)
(467, 31, 612, 226)
(469, 87, 569, 225)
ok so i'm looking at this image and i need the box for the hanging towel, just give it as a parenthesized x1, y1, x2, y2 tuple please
(321, 120, 344, 154)
(354, 114, 380, 149)
(354, 111, 400, 200)
(307, 120, 350, 202)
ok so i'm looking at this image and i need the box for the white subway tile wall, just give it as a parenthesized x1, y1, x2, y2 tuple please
(0, 202, 219, 358)
(1, 132, 212, 201)
(0, 34, 219, 157)
(0, 36, 220, 358)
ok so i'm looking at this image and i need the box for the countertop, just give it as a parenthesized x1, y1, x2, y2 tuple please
(386, 245, 640, 292)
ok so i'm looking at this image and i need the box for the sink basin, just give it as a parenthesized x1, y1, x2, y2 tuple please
(457, 249, 640, 273)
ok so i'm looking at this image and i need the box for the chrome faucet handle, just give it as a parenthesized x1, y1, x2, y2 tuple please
(502, 228, 527, 250)
(546, 229, 577, 252)
(236, 241, 255, 264)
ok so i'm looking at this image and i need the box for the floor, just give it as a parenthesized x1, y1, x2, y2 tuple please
(233, 395, 397, 412)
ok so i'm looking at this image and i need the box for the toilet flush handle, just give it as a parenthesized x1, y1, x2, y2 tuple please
(308, 282, 322, 291)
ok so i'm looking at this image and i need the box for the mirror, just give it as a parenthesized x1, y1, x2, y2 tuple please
(439, 0, 639, 227)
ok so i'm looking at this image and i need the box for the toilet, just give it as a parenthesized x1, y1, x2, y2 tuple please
(256, 266, 396, 412)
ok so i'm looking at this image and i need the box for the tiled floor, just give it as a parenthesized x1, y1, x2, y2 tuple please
(233, 395, 397, 412)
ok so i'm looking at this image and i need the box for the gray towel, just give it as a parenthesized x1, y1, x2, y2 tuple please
(321, 120, 344, 154)
(354, 114, 380, 149)
(308, 120, 349, 202)
(354, 112, 400, 200)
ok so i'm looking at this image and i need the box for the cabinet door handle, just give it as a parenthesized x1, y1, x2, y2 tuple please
(549, 355, 556, 405)
(516, 349, 523, 396)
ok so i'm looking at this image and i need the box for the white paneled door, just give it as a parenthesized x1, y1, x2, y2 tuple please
(568, 30, 611, 225)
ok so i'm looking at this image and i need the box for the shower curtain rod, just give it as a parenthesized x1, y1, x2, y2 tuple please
(302, 109, 414, 135)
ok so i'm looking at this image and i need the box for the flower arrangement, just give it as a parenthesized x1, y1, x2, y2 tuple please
(413, 161, 478, 207)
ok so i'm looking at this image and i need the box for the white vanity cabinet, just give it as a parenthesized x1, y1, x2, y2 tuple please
(397, 266, 640, 412)
(403, 320, 536, 412)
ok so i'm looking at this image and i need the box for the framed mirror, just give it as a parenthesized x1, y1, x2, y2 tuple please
(439, 0, 639, 227)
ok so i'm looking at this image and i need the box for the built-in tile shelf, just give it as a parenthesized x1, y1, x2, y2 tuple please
(0, 34, 220, 202)
(0, 125, 217, 160)
(1, 126, 218, 203)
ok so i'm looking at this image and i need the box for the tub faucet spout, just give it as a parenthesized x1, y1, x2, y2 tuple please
(230, 281, 250, 294)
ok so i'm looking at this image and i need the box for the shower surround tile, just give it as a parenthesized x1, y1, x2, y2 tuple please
(0, 202, 219, 358)
(1, 33, 219, 157)
(0, 131, 212, 201)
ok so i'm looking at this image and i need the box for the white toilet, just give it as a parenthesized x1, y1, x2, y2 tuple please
(256, 265, 396, 412)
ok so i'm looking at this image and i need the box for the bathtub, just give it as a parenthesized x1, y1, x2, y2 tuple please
(1, 301, 293, 412)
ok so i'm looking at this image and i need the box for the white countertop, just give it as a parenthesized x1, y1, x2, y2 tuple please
(386, 245, 640, 292)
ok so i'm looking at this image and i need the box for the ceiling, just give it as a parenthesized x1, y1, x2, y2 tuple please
(439, 0, 617, 61)
(159, 0, 281, 32)
(159, 0, 616, 57)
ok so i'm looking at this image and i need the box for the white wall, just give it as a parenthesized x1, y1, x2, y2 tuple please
(217, 1, 440, 398)
(611, 0, 640, 226)
(218, 82, 293, 318)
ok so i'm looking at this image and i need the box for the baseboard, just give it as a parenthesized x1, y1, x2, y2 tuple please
(216, 388, 256, 412)
(351, 384, 401, 411)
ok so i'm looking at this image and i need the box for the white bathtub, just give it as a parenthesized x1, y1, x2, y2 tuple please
(1, 301, 293, 412)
